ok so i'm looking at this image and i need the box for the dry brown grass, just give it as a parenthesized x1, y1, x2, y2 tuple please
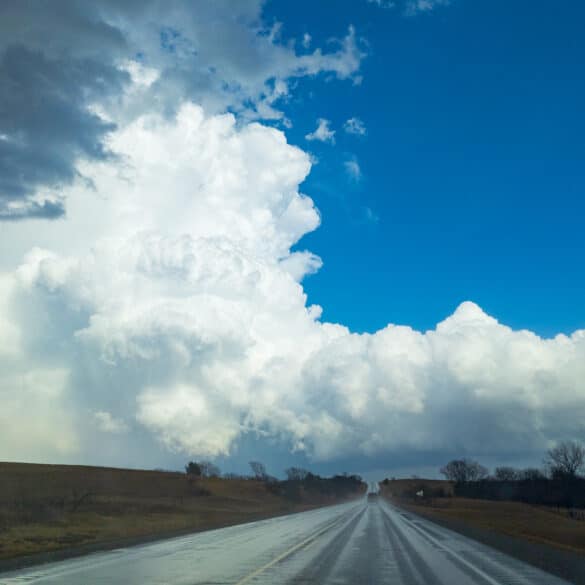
(0, 463, 319, 560)
(380, 483, 585, 555)
(380, 478, 454, 498)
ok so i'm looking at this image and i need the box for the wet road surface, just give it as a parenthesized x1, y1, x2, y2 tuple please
(0, 498, 572, 584)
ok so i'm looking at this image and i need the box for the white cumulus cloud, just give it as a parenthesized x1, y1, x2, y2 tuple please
(404, 0, 451, 15)
(1, 99, 585, 466)
(344, 117, 367, 135)
(306, 118, 336, 144)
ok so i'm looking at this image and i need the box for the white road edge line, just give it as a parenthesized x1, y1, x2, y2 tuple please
(381, 502, 503, 585)
(233, 506, 360, 585)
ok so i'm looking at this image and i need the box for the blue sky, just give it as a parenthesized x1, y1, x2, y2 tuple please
(268, 0, 585, 337)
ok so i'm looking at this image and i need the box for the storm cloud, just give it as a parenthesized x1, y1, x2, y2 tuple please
(2, 105, 585, 467)
(0, 45, 124, 219)
(0, 0, 364, 219)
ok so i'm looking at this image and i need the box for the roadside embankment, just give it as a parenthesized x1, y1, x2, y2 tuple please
(0, 462, 364, 571)
(380, 479, 585, 584)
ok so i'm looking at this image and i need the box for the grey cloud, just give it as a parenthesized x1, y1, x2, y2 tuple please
(0, 45, 125, 219)
(0, 1, 128, 58)
(0, 1, 135, 219)
(0, 1, 365, 220)
(0, 200, 65, 222)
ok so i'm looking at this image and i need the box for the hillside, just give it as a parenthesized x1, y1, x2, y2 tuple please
(379, 477, 585, 554)
(379, 478, 585, 584)
(0, 462, 364, 565)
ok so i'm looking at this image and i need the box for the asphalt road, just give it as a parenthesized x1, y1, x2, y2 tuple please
(0, 498, 573, 584)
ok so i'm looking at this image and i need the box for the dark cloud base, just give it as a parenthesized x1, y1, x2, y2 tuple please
(0, 44, 124, 220)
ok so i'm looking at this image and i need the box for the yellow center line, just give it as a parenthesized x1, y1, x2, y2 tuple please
(233, 512, 351, 585)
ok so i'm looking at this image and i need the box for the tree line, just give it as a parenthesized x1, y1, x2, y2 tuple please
(440, 440, 584, 482)
(438, 440, 585, 509)
(184, 460, 328, 482)
(184, 459, 365, 502)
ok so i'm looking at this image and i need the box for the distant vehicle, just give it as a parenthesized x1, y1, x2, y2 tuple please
(367, 492, 378, 502)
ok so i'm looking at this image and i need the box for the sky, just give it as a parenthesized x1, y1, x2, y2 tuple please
(1, 0, 584, 479)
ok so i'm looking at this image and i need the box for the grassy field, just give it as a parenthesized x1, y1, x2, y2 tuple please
(379, 479, 585, 554)
(0, 462, 355, 561)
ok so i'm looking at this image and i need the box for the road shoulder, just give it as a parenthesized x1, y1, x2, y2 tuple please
(385, 497, 585, 585)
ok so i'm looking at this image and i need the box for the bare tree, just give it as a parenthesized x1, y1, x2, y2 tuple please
(185, 461, 202, 476)
(199, 461, 221, 478)
(494, 466, 519, 481)
(223, 472, 244, 480)
(544, 441, 585, 478)
(285, 467, 309, 481)
(440, 459, 489, 483)
(472, 462, 489, 481)
(519, 468, 545, 481)
(249, 461, 267, 481)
